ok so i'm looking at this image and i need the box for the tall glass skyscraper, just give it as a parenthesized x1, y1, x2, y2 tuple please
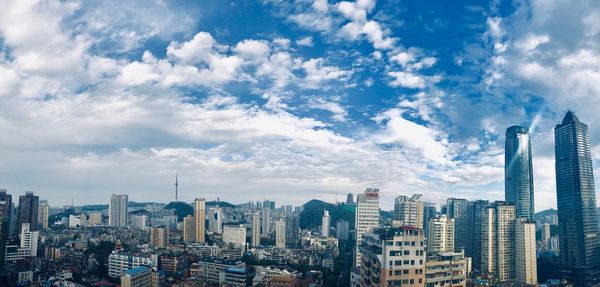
(505, 126, 535, 220)
(554, 111, 600, 286)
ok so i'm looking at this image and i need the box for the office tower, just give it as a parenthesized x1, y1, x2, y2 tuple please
(223, 225, 246, 246)
(445, 198, 468, 253)
(20, 223, 38, 256)
(275, 219, 286, 248)
(393, 194, 424, 228)
(355, 188, 380, 267)
(251, 213, 260, 247)
(183, 215, 195, 242)
(541, 223, 551, 248)
(285, 213, 300, 248)
(17, 192, 39, 233)
(336, 220, 349, 241)
(194, 198, 206, 243)
(505, 126, 535, 220)
(514, 219, 537, 285)
(427, 215, 454, 253)
(261, 208, 270, 235)
(109, 194, 128, 227)
(359, 227, 426, 287)
(481, 202, 516, 282)
(466, 200, 489, 272)
(121, 265, 152, 287)
(554, 111, 600, 286)
(321, 209, 330, 237)
(346, 193, 354, 204)
(263, 200, 275, 210)
(150, 226, 169, 248)
(425, 253, 470, 287)
(422, 202, 436, 236)
(0, 190, 12, 274)
(39, 201, 49, 230)
(208, 207, 223, 234)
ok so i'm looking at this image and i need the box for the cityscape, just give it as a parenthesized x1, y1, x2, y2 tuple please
(1, 0, 600, 287)
(0, 111, 599, 286)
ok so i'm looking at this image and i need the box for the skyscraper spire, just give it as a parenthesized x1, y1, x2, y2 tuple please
(175, 173, 179, 202)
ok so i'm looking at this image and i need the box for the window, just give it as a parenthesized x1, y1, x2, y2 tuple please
(403, 250, 409, 255)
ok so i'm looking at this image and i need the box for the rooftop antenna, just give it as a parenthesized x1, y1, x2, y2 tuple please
(175, 173, 179, 202)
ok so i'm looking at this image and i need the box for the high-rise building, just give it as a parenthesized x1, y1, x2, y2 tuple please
(263, 200, 275, 210)
(393, 194, 424, 229)
(355, 188, 380, 267)
(250, 213, 260, 247)
(208, 207, 222, 234)
(336, 220, 349, 241)
(481, 202, 516, 283)
(445, 198, 468, 253)
(0, 189, 12, 274)
(466, 199, 489, 272)
(541, 223, 551, 248)
(554, 111, 600, 286)
(285, 213, 300, 248)
(514, 219, 537, 285)
(150, 226, 169, 248)
(131, 215, 147, 230)
(223, 225, 246, 246)
(346, 193, 354, 204)
(17, 192, 39, 233)
(20, 223, 38, 256)
(505, 126, 535, 220)
(261, 208, 270, 235)
(422, 202, 436, 236)
(183, 215, 195, 243)
(109, 194, 128, 227)
(194, 198, 206, 243)
(88, 213, 102, 225)
(359, 227, 426, 287)
(427, 215, 454, 253)
(321, 209, 330, 237)
(275, 219, 286, 248)
(39, 201, 49, 230)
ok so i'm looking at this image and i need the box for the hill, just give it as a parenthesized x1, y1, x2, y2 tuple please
(165, 201, 194, 221)
(534, 208, 557, 220)
(206, 200, 237, 208)
(299, 199, 356, 230)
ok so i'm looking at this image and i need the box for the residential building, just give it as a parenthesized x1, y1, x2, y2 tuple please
(465, 199, 489, 272)
(108, 252, 157, 278)
(109, 194, 128, 227)
(183, 215, 195, 242)
(261, 208, 270, 235)
(150, 226, 169, 248)
(208, 207, 223, 234)
(359, 227, 426, 287)
(223, 225, 246, 246)
(541, 223, 551, 248)
(355, 188, 380, 267)
(275, 219, 286, 248)
(422, 203, 436, 237)
(17, 192, 39, 232)
(87, 213, 102, 225)
(426, 216, 454, 253)
(322, 209, 330, 237)
(39, 200, 49, 230)
(445, 198, 468, 253)
(120, 265, 152, 287)
(251, 213, 260, 247)
(131, 215, 147, 230)
(481, 202, 515, 282)
(425, 252, 470, 287)
(194, 198, 206, 243)
(514, 219, 537, 285)
(285, 213, 300, 248)
(336, 220, 350, 241)
(394, 194, 424, 228)
(0, 189, 12, 273)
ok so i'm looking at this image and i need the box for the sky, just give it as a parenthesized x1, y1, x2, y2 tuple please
(1, 0, 600, 211)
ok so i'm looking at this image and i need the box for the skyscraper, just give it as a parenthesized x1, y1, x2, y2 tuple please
(422, 202, 437, 236)
(427, 215, 454, 253)
(466, 199, 489, 272)
(481, 202, 516, 283)
(285, 213, 300, 248)
(208, 207, 222, 234)
(251, 213, 260, 247)
(336, 220, 349, 241)
(505, 126, 535, 220)
(17, 192, 39, 233)
(354, 188, 380, 267)
(182, 215, 195, 242)
(321, 209, 330, 237)
(275, 219, 286, 248)
(393, 194, 424, 228)
(194, 198, 206, 243)
(554, 111, 600, 286)
(446, 198, 468, 253)
(0, 189, 12, 275)
(150, 226, 169, 248)
(261, 208, 270, 235)
(109, 194, 128, 227)
(39, 201, 49, 230)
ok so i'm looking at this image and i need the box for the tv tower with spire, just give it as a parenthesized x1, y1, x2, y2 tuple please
(175, 173, 179, 202)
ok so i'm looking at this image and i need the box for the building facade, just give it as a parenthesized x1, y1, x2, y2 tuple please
(394, 194, 424, 229)
(505, 126, 535, 220)
(426, 216, 454, 253)
(17, 192, 39, 233)
(355, 188, 380, 267)
(109, 194, 128, 227)
(194, 198, 206, 243)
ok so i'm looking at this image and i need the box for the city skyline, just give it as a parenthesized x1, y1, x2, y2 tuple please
(1, 1, 600, 210)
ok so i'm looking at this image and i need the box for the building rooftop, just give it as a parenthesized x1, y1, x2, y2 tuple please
(124, 265, 151, 276)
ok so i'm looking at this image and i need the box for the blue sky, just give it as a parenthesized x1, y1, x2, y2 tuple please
(1, 0, 599, 211)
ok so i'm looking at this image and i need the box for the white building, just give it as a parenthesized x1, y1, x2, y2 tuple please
(515, 219, 537, 285)
(108, 252, 157, 278)
(427, 215, 454, 253)
(131, 215, 147, 230)
(261, 208, 270, 235)
(321, 210, 330, 237)
(20, 223, 38, 256)
(354, 188, 379, 266)
(481, 202, 515, 282)
(223, 225, 246, 246)
(251, 213, 260, 247)
(109, 194, 128, 227)
(208, 207, 223, 234)
(393, 194, 424, 228)
(275, 219, 286, 248)
(39, 201, 49, 230)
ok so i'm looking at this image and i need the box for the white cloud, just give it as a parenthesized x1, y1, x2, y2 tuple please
(388, 71, 426, 88)
(296, 36, 314, 47)
(234, 39, 271, 60)
(515, 34, 550, 52)
(301, 58, 353, 89)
